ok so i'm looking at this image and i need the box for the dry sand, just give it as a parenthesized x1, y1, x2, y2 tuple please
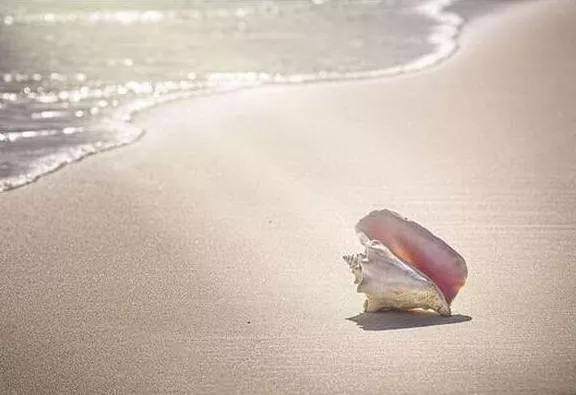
(1, 1, 575, 393)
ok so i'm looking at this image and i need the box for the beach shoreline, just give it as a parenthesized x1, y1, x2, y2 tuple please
(1, 1, 575, 393)
(0, 0, 531, 194)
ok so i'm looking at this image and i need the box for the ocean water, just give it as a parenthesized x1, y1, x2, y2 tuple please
(0, 0, 522, 192)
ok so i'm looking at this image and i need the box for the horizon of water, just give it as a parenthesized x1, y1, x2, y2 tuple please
(0, 0, 524, 192)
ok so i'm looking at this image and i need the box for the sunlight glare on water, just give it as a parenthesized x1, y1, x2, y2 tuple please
(0, 0, 511, 191)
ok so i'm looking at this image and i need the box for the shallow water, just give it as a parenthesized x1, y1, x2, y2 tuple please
(0, 0, 522, 191)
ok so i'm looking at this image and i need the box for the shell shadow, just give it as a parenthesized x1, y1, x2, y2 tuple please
(347, 310, 472, 331)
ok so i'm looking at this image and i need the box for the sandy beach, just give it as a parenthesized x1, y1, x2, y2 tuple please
(1, 1, 575, 393)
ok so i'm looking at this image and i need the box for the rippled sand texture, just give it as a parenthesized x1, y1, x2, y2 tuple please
(1, 1, 575, 393)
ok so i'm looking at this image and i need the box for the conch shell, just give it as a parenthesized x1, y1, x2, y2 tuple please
(344, 209, 468, 316)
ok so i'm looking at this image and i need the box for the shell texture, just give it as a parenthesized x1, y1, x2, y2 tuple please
(344, 209, 467, 316)
(344, 241, 451, 316)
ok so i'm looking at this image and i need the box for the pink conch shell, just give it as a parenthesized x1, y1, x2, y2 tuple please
(355, 209, 467, 305)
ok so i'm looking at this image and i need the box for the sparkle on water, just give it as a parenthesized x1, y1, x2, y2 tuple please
(0, 0, 464, 191)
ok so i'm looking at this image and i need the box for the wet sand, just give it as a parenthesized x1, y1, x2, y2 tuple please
(1, 1, 575, 393)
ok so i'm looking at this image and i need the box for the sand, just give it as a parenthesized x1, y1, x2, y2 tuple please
(1, 1, 575, 393)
